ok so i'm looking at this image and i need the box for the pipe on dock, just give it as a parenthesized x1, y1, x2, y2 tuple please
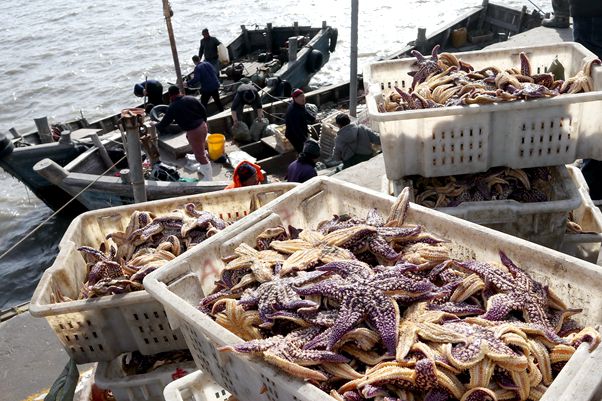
(349, 0, 359, 117)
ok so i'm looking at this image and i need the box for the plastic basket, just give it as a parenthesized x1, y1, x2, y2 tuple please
(364, 42, 602, 180)
(388, 165, 581, 249)
(95, 355, 196, 401)
(163, 370, 231, 401)
(143, 176, 602, 401)
(29, 183, 297, 364)
(560, 165, 602, 265)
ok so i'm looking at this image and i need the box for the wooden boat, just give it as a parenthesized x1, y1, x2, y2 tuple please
(0, 22, 337, 212)
(31, 1, 545, 212)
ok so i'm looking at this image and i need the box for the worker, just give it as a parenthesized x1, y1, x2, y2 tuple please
(284, 89, 317, 154)
(133, 79, 165, 113)
(230, 81, 264, 125)
(198, 28, 221, 73)
(225, 161, 264, 189)
(572, 0, 602, 199)
(542, 0, 570, 28)
(187, 55, 224, 112)
(332, 113, 381, 169)
(155, 86, 212, 181)
(286, 139, 321, 183)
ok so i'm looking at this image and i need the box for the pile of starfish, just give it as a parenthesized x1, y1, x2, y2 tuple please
(378, 45, 601, 111)
(197, 189, 600, 401)
(58, 204, 227, 301)
(409, 166, 552, 208)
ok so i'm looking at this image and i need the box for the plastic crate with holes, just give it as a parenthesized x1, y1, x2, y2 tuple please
(364, 42, 602, 181)
(29, 183, 296, 364)
(560, 165, 602, 265)
(94, 350, 196, 401)
(383, 165, 581, 249)
(143, 176, 602, 401)
(163, 370, 232, 401)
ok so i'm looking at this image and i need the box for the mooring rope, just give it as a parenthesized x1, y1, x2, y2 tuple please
(0, 154, 128, 262)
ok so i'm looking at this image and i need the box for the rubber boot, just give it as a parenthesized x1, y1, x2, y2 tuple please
(542, 15, 570, 28)
(197, 162, 213, 182)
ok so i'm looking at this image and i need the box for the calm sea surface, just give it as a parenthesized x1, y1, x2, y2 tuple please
(0, 0, 550, 309)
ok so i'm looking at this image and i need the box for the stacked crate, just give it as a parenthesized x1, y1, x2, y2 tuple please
(363, 42, 602, 249)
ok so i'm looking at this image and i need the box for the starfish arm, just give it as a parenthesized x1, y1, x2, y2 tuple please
(284, 347, 349, 365)
(295, 279, 347, 301)
(262, 352, 328, 381)
(368, 297, 400, 355)
(280, 248, 323, 276)
(481, 293, 516, 321)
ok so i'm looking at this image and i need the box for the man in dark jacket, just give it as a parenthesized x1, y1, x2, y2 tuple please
(187, 55, 224, 112)
(133, 79, 165, 112)
(332, 113, 381, 169)
(198, 28, 221, 73)
(284, 89, 317, 154)
(286, 139, 321, 183)
(156, 86, 212, 180)
(230, 81, 264, 123)
(571, 0, 602, 199)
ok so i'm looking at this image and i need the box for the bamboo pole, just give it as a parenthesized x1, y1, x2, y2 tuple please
(162, 0, 185, 94)
(349, 0, 359, 117)
(125, 125, 147, 203)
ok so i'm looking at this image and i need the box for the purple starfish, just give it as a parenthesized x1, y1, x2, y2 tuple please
(296, 260, 439, 355)
(237, 270, 325, 327)
(457, 251, 555, 330)
(409, 44, 442, 89)
(220, 327, 348, 382)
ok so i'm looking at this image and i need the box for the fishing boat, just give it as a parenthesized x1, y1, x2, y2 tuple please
(32, 1, 545, 212)
(0, 22, 338, 212)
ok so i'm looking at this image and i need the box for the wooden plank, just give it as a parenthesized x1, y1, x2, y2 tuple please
(485, 16, 520, 33)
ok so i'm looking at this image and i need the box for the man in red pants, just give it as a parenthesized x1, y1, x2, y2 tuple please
(155, 86, 213, 181)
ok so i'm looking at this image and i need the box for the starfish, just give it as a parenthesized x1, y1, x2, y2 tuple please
(222, 242, 285, 289)
(78, 245, 123, 286)
(237, 270, 325, 327)
(428, 320, 528, 372)
(213, 298, 262, 341)
(396, 302, 458, 361)
(181, 204, 227, 237)
(409, 44, 442, 89)
(269, 227, 363, 275)
(106, 210, 154, 260)
(560, 58, 601, 93)
(456, 251, 555, 330)
(341, 359, 465, 399)
(256, 226, 289, 250)
(296, 260, 439, 355)
(219, 327, 349, 382)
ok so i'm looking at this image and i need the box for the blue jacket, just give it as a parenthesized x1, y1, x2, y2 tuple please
(156, 95, 207, 132)
(286, 159, 317, 183)
(188, 61, 220, 93)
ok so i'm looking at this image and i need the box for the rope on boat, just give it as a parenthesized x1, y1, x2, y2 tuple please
(0, 154, 128, 262)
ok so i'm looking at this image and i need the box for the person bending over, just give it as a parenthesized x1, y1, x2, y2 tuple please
(332, 113, 381, 169)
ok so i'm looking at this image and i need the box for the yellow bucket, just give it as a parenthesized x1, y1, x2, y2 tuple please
(207, 133, 226, 161)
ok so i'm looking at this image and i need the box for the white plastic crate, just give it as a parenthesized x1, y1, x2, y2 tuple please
(560, 165, 602, 264)
(29, 183, 296, 364)
(95, 355, 196, 401)
(163, 370, 231, 401)
(387, 165, 581, 249)
(364, 42, 602, 180)
(144, 176, 602, 401)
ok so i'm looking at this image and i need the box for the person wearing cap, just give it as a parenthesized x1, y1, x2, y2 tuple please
(230, 81, 264, 125)
(286, 139, 321, 183)
(155, 85, 213, 181)
(198, 28, 221, 73)
(284, 89, 317, 154)
(333, 113, 381, 169)
(225, 160, 265, 189)
(186, 55, 224, 113)
(133, 79, 165, 113)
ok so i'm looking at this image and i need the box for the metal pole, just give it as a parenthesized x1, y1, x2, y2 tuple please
(162, 0, 185, 94)
(120, 110, 147, 203)
(349, 0, 359, 117)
